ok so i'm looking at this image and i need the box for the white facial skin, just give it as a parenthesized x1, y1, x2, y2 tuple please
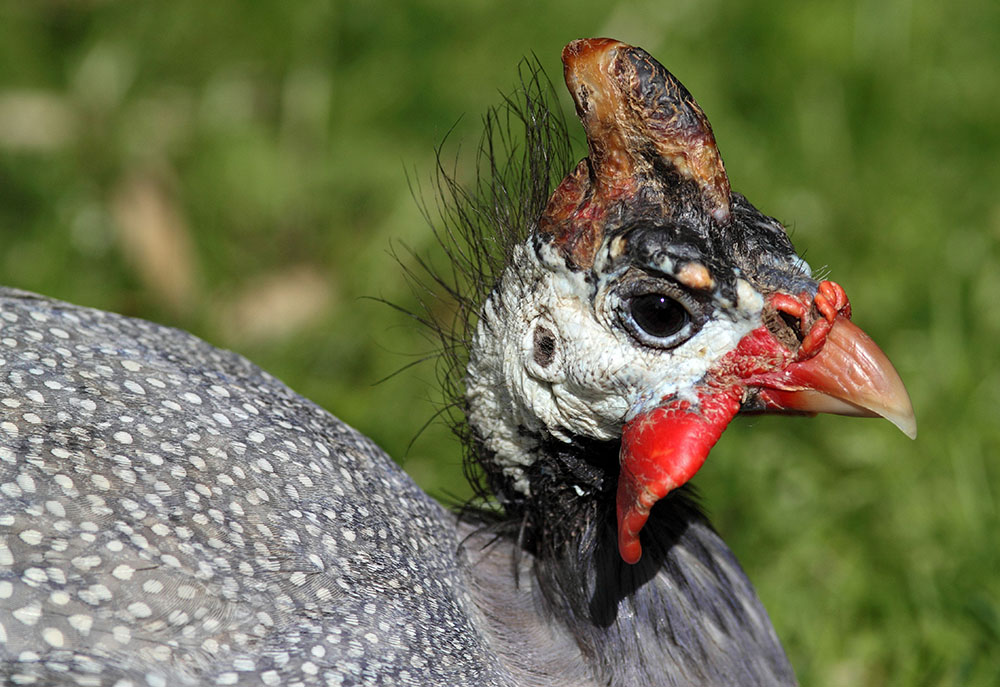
(465, 238, 766, 496)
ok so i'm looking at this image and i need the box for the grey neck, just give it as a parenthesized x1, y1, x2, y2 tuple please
(459, 487, 798, 687)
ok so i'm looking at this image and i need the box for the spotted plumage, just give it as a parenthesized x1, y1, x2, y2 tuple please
(0, 288, 511, 686)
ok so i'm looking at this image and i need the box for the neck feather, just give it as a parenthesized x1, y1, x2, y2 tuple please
(463, 434, 797, 686)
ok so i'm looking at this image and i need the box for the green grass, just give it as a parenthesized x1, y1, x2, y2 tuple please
(1, 1, 997, 684)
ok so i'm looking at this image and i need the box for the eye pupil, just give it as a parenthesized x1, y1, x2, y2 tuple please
(630, 293, 689, 339)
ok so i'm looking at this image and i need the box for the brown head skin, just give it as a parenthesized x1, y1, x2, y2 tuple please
(539, 38, 732, 269)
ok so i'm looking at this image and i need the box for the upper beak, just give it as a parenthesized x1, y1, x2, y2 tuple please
(749, 316, 917, 439)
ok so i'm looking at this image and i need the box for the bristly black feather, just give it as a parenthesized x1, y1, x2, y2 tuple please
(400, 57, 574, 512)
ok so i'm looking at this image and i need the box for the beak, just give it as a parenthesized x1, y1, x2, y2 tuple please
(749, 316, 917, 439)
(616, 303, 916, 564)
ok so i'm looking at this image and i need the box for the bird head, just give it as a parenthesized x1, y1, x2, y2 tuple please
(465, 38, 915, 564)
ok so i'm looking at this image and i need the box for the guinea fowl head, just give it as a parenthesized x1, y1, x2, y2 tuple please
(464, 38, 915, 565)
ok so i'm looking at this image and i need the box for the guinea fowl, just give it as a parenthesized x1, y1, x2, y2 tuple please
(0, 38, 914, 686)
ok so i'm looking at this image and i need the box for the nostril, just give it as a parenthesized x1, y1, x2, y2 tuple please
(762, 307, 804, 351)
(779, 311, 805, 342)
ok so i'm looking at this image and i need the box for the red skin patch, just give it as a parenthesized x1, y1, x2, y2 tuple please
(617, 386, 742, 564)
(616, 281, 851, 564)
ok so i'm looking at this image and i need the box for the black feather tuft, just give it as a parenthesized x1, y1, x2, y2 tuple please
(398, 58, 574, 511)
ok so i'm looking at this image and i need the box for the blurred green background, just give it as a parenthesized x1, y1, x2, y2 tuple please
(0, 1, 996, 684)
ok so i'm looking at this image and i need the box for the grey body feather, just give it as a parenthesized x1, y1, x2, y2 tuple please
(0, 289, 510, 686)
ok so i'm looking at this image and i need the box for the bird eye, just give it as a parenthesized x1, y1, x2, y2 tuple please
(629, 293, 690, 339)
(623, 293, 692, 347)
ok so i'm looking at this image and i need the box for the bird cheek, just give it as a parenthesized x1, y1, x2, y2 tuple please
(613, 324, 796, 565)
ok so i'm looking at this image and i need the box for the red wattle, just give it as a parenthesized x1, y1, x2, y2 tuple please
(616, 387, 742, 564)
